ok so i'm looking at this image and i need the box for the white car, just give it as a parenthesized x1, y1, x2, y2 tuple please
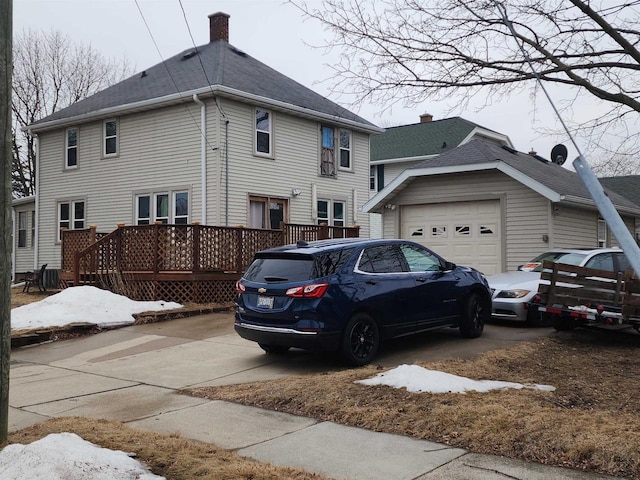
(487, 248, 630, 326)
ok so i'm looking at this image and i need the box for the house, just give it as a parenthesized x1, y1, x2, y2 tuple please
(368, 115, 512, 237)
(11, 196, 36, 283)
(364, 139, 640, 275)
(599, 175, 640, 208)
(27, 12, 382, 282)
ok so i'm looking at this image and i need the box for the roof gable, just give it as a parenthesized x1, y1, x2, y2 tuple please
(32, 40, 377, 131)
(364, 139, 640, 214)
(370, 117, 509, 161)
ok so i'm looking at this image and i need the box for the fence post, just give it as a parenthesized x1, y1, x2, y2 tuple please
(116, 223, 125, 274)
(319, 223, 329, 240)
(73, 251, 80, 287)
(192, 222, 201, 273)
(280, 221, 287, 245)
(153, 222, 160, 276)
(236, 227, 243, 273)
(60, 227, 68, 272)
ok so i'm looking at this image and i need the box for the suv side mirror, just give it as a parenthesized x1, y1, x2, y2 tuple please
(441, 261, 456, 272)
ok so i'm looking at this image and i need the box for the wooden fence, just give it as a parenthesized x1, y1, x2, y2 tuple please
(60, 222, 359, 303)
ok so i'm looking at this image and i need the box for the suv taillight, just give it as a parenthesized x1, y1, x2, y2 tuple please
(236, 280, 246, 293)
(285, 283, 329, 298)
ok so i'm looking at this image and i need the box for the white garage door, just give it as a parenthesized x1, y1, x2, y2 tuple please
(401, 200, 502, 275)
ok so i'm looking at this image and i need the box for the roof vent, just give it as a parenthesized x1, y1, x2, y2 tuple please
(182, 50, 197, 60)
(501, 145, 518, 155)
(140, 71, 147, 78)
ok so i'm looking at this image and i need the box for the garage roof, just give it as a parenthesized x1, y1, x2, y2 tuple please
(364, 139, 640, 215)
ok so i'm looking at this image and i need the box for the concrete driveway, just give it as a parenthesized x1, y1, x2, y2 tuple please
(9, 311, 553, 432)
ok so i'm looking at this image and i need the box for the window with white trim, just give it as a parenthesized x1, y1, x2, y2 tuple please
(135, 191, 189, 225)
(255, 108, 272, 156)
(598, 219, 607, 247)
(17, 211, 27, 248)
(339, 129, 351, 170)
(31, 210, 35, 247)
(57, 199, 85, 241)
(104, 119, 118, 156)
(65, 127, 78, 168)
(317, 199, 346, 226)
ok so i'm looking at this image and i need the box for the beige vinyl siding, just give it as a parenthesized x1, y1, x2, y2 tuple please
(610, 215, 636, 247)
(381, 171, 549, 271)
(13, 202, 35, 277)
(551, 205, 598, 248)
(216, 98, 370, 236)
(37, 102, 206, 269)
(381, 161, 417, 187)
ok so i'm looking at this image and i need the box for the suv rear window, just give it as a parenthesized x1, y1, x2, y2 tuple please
(244, 248, 355, 283)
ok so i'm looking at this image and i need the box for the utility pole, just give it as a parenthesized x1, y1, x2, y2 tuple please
(0, 0, 13, 442)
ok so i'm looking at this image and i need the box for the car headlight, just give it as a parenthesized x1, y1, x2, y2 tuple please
(496, 289, 531, 299)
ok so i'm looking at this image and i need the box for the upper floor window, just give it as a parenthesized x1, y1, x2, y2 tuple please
(339, 129, 352, 170)
(320, 126, 336, 176)
(65, 127, 78, 168)
(370, 165, 384, 191)
(58, 199, 85, 241)
(104, 119, 118, 157)
(17, 211, 27, 248)
(135, 190, 189, 225)
(255, 108, 272, 156)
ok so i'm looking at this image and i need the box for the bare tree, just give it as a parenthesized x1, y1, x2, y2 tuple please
(291, 0, 640, 168)
(12, 30, 131, 197)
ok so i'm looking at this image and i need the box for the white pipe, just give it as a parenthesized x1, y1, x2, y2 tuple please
(11, 208, 15, 283)
(192, 94, 207, 224)
(31, 130, 40, 270)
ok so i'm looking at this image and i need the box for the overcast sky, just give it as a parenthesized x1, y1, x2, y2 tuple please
(13, 0, 605, 164)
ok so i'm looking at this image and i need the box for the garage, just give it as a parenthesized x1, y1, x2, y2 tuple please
(401, 199, 502, 275)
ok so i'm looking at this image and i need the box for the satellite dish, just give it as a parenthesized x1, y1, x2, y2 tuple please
(550, 144, 568, 166)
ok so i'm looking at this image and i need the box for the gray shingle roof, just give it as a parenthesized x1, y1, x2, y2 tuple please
(370, 117, 503, 161)
(32, 40, 376, 129)
(408, 139, 639, 212)
(599, 176, 640, 208)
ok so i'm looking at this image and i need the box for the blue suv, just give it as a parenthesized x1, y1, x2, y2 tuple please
(235, 238, 491, 366)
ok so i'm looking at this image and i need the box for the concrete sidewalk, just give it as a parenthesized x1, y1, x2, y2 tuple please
(7, 314, 624, 480)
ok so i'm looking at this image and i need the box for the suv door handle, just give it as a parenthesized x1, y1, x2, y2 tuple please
(365, 280, 377, 285)
(415, 277, 426, 282)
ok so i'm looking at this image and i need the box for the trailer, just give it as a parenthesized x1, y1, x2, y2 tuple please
(533, 260, 640, 332)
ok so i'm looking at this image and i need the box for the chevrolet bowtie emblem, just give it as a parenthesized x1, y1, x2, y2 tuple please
(258, 288, 267, 294)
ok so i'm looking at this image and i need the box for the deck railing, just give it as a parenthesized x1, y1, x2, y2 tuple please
(61, 222, 359, 302)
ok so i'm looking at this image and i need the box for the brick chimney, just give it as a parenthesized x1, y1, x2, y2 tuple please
(209, 12, 230, 42)
(420, 113, 433, 123)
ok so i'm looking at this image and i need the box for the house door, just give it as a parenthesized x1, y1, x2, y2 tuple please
(249, 196, 288, 230)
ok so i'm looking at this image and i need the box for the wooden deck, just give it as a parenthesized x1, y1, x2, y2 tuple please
(60, 222, 360, 303)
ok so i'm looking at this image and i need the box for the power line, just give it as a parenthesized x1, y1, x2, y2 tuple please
(133, 0, 218, 152)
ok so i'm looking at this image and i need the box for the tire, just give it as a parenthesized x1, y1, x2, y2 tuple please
(258, 344, 290, 355)
(526, 308, 553, 327)
(460, 292, 488, 338)
(340, 313, 380, 366)
(552, 314, 576, 332)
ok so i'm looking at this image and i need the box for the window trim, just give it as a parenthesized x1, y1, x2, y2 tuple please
(338, 129, 352, 171)
(598, 218, 608, 247)
(31, 210, 35, 248)
(56, 199, 86, 243)
(135, 190, 190, 225)
(65, 127, 79, 169)
(17, 211, 27, 248)
(254, 108, 273, 158)
(320, 125, 336, 177)
(103, 118, 119, 158)
(248, 195, 288, 230)
(317, 198, 346, 226)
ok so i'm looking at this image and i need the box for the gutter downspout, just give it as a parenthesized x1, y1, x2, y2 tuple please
(225, 119, 229, 226)
(192, 94, 207, 224)
(31, 130, 40, 271)
(11, 208, 15, 283)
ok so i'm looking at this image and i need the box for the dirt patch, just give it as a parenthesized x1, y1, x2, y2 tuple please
(184, 329, 640, 479)
(6, 417, 327, 479)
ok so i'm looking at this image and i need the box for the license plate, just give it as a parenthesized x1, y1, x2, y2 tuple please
(256, 296, 274, 309)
